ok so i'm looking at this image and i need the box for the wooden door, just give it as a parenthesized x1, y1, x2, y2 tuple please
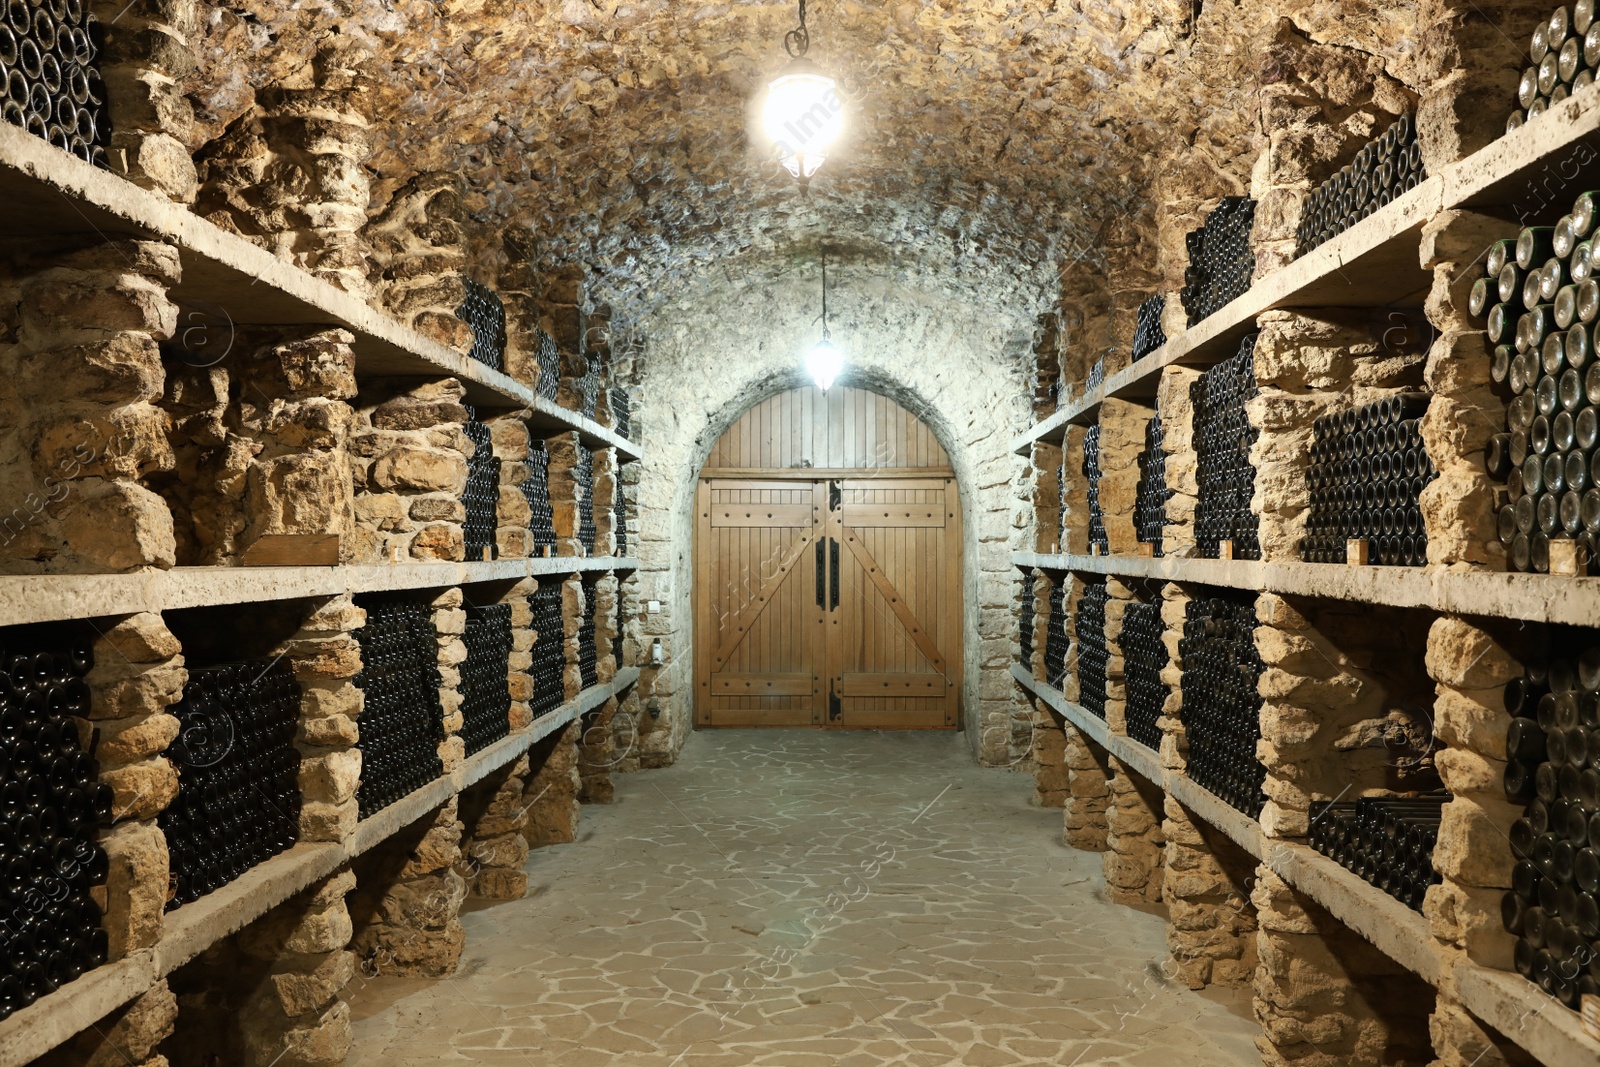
(696, 479, 827, 726)
(694, 386, 962, 731)
(830, 478, 961, 728)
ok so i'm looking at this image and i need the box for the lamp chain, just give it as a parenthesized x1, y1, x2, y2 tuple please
(784, 0, 810, 58)
(821, 246, 829, 339)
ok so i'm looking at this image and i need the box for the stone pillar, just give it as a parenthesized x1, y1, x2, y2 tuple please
(524, 722, 581, 848)
(1102, 577, 1136, 734)
(90, 0, 199, 202)
(431, 587, 467, 775)
(158, 328, 358, 565)
(561, 574, 586, 701)
(1103, 758, 1166, 905)
(194, 38, 375, 299)
(458, 756, 533, 901)
(503, 577, 536, 734)
(84, 614, 182, 961)
(1063, 721, 1112, 852)
(1252, 868, 1436, 1067)
(1162, 797, 1258, 990)
(1059, 426, 1091, 555)
(546, 432, 587, 557)
(0, 239, 179, 573)
(37, 982, 176, 1067)
(349, 800, 467, 977)
(1158, 367, 1202, 557)
(578, 695, 620, 804)
(593, 448, 619, 558)
(287, 595, 364, 843)
(1419, 211, 1517, 569)
(1427, 994, 1541, 1067)
(1423, 617, 1525, 971)
(363, 173, 471, 349)
(1030, 441, 1063, 554)
(490, 414, 532, 560)
(1031, 701, 1069, 808)
(1098, 400, 1151, 555)
(348, 379, 471, 564)
(1415, 0, 1551, 170)
(1028, 570, 1050, 682)
(166, 870, 356, 1067)
(1157, 582, 1192, 775)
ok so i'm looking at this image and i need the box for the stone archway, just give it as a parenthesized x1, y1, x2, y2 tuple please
(622, 268, 1037, 767)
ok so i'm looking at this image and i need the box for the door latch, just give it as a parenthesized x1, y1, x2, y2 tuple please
(829, 537, 840, 610)
(828, 481, 842, 511)
(829, 690, 842, 721)
(815, 537, 826, 607)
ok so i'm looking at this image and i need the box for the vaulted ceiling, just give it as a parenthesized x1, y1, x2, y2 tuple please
(182, 1, 1416, 323)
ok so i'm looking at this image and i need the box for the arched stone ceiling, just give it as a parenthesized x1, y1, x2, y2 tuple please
(183, 1, 1418, 323)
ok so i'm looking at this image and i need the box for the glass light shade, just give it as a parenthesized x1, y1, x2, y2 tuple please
(806, 337, 844, 392)
(761, 59, 843, 183)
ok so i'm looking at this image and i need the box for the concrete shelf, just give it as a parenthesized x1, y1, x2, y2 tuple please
(0, 556, 640, 628)
(1014, 86, 1600, 457)
(1010, 665, 1600, 1065)
(1013, 550, 1600, 628)
(0, 122, 638, 460)
(0, 665, 639, 1067)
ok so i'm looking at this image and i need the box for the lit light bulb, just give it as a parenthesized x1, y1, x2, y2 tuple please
(806, 336, 844, 392)
(761, 59, 844, 185)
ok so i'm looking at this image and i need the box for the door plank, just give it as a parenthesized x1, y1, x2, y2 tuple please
(838, 673, 947, 697)
(710, 503, 813, 527)
(711, 673, 813, 697)
(839, 503, 946, 528)
(710, 520, 823, 671)
(837, 529, 948, 673)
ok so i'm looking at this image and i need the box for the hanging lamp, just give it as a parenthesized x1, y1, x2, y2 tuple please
(805, 248, 844, 392)
(760, 0, 843, 191)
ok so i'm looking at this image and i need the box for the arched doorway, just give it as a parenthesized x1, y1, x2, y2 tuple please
(693, 385, 963, 729)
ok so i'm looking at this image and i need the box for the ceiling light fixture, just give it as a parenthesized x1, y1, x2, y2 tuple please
(805, 247, 843, 392)
(760, 0, 843, 192)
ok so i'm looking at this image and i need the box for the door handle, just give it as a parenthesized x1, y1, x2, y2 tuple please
(815, 537, 826, 608)
(829, 537, 840, 610)
(829, 688, 842, 721)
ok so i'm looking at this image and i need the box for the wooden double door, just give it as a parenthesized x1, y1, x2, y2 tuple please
(694, 475, 961, 729)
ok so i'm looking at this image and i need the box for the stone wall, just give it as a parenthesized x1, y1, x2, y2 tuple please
(631, 271, 1033, 766)
(347, 379, 471, 564)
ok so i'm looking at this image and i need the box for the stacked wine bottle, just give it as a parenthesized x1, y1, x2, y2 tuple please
(1301, 394, 1437, 566)
(1296, 113, 1426, 257)
(577, 601, 598, 690)
(575, 443, 597, 554)
(1178, 593, 1267, 817)
(1132, 294, 1168, 361)
(1135, 414, 1171, 556)
(1074, 581, 1109, 719)
(613, 478, 627, 557)
(612, 595, 625, 668)
(455, 279, 507, 372)
(351, 598, 445, 818)
(577, 352, 602, 420)
(1309, 793, 1448, 911)
(1508, 2, 1600, 134)
(612, 388, 632, 440)
(459, 605, 513, 757)
(535, 329, 561, 403)
(523, 441, 557, 552)
(529, 583, 565, 718)
(1122, 593, 1168, 751)
(1043, 580, 1070, 689)
(162, 659, 302, 909)
(0, 0, 111, 166)
(1181, 198, 1257, 326)
(0, 628, 111, 1020)
(1470, 199, 1600, 573)
(1084, 423, 1109, 554)
(462, 418, 500, 561)
(1193, 334, 1262, 560)
(1501, 640, 1600, 1010)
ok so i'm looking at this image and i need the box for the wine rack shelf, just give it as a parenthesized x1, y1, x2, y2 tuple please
(1014, 84, 1600, 455)
(0, 666, 638, 1067)
(1011, 665, 1599, 1067)
(0, 122, 638, 459)
(0, 556, 640, 628)
(1014, 551, 1600, 628)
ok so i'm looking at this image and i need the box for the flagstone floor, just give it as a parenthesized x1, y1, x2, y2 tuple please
(346, 730, 1261, 1066)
